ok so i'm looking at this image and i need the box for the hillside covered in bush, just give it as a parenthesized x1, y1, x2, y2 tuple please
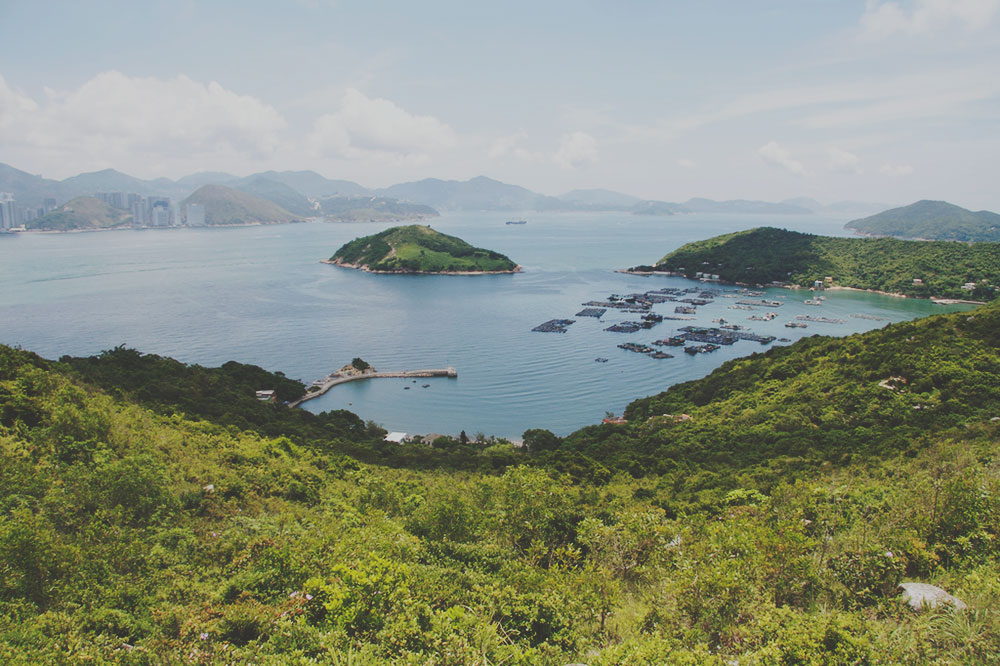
(1, 302, 999, 663)
(633, 227, 999, 300)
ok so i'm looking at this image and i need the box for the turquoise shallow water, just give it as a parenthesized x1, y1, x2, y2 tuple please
(0, 212, 974, 438)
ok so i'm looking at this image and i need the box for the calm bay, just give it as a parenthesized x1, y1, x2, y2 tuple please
(0, 212, 972, 438)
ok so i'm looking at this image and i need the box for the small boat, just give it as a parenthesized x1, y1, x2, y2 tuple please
(595, 357, 608, 363)
(505, 219, 527, 225)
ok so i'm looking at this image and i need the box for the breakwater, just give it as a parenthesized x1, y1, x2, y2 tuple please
(291, 367, 458, 407)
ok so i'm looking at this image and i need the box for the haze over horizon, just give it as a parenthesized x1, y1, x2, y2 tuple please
(1, 1, 998, 209)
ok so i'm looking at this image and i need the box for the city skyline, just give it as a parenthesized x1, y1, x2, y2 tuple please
(1, 1, 999, 209)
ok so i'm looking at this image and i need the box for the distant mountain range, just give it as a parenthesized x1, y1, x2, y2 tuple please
(846, 200, 1000, 242)
(0, 161, 890, 219)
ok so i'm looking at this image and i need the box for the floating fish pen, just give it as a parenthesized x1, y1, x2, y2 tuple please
(680, 331, 737, 345)
(851, 313, 888, 321)
(576, 308, 607, 318)
(736, 299, 782, 307)
(678, 326, 774, 345)
(605, 321, 643, 333)
(644, 294, 677, 303)
(533, 319, 575, 332)
(796, 315, 845, 324)
(739, 289, 766, 297)
(675, 306, 697, 315)
(684, 343, 721, 355)
(729, 304, 755, 311)
(720, 323, 747, 331)
(663, 315, 696, 321)
(785, 322, 808, 328)
(804, 299, 822, 306)
(679, 298, 712, 306)
(654, 336, 687, 346)
(583, 300, 652, 312)
(642, 313, 663, 323)
(618, 342, 655, 354)
(748, 312, 778, 321)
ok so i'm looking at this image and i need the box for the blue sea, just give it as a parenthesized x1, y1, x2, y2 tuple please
(0, 212, 972, 438)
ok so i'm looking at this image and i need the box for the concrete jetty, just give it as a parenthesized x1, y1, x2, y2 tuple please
(290, 367, 457, 407)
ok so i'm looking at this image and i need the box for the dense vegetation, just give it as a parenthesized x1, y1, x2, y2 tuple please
(2, 299, 999, 662)
(330, 225, 519, 273)
(26, 196, 132, 231)
(318, 196, 438, 222)
(636, 227, 999, 300)
(847, 200, 1000, 242)
(182, 184, 299, 226)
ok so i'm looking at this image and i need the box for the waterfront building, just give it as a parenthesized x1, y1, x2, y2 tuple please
(186, 203, 206, 226)
(0, 193, 16, 229)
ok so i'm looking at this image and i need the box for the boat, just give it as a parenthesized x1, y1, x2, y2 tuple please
(505, 219, 527, 225)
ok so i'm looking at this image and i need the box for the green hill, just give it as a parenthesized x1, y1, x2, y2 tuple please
(557, 299, 1000, 484)
(2, 299, 999, 661)
(637, 227, 999, 300)
(182, 184, 298, 225)
(847, 200, 1000, 242)
(26, 196, 132, 231)
(234, 177, 317, 217)
(328, 224, 519, 273)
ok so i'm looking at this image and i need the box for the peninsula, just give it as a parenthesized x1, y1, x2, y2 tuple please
(627, 227, 999, 300)
(326, 224, 520, 274)
(846, 200, 1000, 242)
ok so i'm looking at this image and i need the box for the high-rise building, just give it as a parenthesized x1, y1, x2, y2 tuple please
(0, 193, 16, 229)
(186, 203, 206, 226)
(151, 200, 171, 227)
(43, 198, 57, 214)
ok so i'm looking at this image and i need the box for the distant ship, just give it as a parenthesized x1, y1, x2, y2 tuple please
(505, 219, 527, 225)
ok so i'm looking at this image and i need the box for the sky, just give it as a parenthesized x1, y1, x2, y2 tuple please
(1, 0, 998, 209)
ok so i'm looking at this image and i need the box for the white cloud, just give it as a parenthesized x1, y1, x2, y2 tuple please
(677, 158, 696, 169)
(488, 131, 525, 158)
(758, 141, 806, 175)
(553, 131, 598, 169)
(0, 70, 286, 173)
(309, 88, 456, 164)
(828, 147, 862, 174)
(859, 0, 999, 40)
(880, 162, 914, 176)
(487, 131, 548, 163)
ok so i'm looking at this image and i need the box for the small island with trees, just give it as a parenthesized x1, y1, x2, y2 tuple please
(326, 224, 520, 274)
(627, 227, 999, 300)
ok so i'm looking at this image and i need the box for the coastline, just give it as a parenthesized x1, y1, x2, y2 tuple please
(617, 268, 986, 303)
(322, 258, 522, 275)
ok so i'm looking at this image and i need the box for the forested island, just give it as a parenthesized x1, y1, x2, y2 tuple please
(1, 296, 999, 662)
(846, 200, 1000, 242)
(630, 227, 1000, 300)
(326, 224, 520, 274)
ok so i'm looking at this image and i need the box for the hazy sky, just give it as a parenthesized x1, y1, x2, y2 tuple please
(1, 0, 998, 208)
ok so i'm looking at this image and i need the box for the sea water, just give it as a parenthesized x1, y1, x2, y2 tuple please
(0, 212, 973, 438)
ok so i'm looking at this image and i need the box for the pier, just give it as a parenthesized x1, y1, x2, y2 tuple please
(290, 367, 458, 407)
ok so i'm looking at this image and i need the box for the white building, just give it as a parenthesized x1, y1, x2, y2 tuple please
(0, 193, 16, 229)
